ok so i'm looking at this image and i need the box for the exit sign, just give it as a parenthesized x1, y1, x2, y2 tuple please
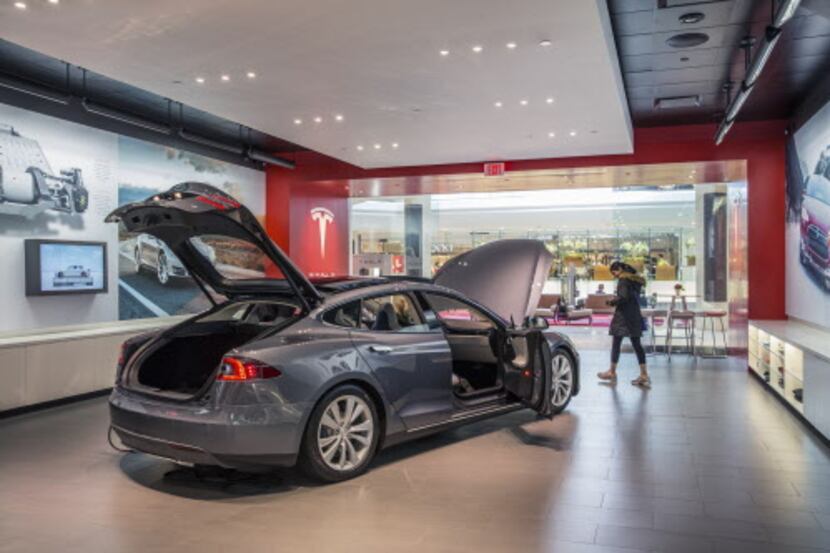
(483, 162, 505, 177)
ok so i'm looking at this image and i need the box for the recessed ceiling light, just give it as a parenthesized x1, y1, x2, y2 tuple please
(569, 130, 577, 137)
(548, 132, 556, 138)
(520, 99, 529, 106)
(392, 143, 399, 149)
(494, 101, 503, 108)
(472, 45, 483, 53)
(546, 97, 554, 104)
(334, 114, 344, 122)
(246, 71, 257, 79)
(14, 1, 26, 9)
(357, 145, 364, 151)
(220, 74, 230, 82)
(373, 144, 382, 150)
(195, 77, 205, 84)
(440, 49, 450, 56)
(294, 118, 303, 125)
(313, 116, 323, 124)
(506, 42, 517, 49)
(48, 0, 59, 3)
(539, 39, 552, 47)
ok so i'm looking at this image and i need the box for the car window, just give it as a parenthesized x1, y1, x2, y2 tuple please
(360, 294, 430, 333)
(188, 235, 285, 280)
(322, 300, 362, 328)
(806, 176, 830, 205)
(422, 293, 495, 328)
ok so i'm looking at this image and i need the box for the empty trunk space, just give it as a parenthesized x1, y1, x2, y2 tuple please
(133, 324, 264, 396)
(126, 301, 299, 397)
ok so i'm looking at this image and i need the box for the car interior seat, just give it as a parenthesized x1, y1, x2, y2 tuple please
(372, 303, 400, 331)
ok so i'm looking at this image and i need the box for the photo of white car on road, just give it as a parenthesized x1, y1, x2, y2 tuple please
(52, 264, 94, 287)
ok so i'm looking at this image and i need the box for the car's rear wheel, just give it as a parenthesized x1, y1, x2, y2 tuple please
(550, 349, 574, 415)
(299, 385, 379, 482)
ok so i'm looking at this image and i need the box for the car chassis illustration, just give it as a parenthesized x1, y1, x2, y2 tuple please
(0, 125, 89, 218)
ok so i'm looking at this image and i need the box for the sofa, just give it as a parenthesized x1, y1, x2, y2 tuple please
(584, 293, 615, 315)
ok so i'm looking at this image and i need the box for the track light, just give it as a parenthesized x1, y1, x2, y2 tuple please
(725, 85, 751, 122)
(82, 99, 171, 134)
(0, 74, 70, 105)
(714, 118, 734, 146)
(247, 148, 295, 169)
(745, 27, 781, 88)
(773, 0, 801, 27)
(177, 129, 244, 154)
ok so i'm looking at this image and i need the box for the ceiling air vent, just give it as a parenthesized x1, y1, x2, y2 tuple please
(666, 32, 710, 48)
(654, 95, 701, 110)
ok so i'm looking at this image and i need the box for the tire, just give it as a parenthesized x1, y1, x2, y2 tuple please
(299, 384, 380, 483)
(72, 188, 89, 213)
(157, 253, 170, 285)
(549, 348, 575, 415)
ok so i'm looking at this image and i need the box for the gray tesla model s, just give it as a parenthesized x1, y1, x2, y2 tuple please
(107, 182, 580, 482)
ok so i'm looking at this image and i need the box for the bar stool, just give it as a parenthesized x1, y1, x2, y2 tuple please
(642, 308, 667, 355)
(666, 295, 696, 359)
(698, 310, 728, 358)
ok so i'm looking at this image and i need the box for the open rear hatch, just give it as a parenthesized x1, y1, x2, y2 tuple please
(106, 182, 318, 399)
(106, 181, 321, 308)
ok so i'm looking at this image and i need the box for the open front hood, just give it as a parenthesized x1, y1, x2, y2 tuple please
(434, 239, 553, 325)
(106, 182, 321, 307)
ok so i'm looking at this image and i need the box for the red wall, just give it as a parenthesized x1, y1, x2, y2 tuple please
(267, 120, 787, 320)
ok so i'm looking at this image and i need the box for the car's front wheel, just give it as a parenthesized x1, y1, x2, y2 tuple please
(299, 385, 379, 482)
(550, 349, 575, 415)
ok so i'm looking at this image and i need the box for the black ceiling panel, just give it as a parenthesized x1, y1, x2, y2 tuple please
(608, 0, 830, 126)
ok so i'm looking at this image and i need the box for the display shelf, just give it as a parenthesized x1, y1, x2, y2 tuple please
(749, 320, 830, 437)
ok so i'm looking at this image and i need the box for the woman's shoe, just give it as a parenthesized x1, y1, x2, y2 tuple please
(631, 375, 651, 387)
(597, 370, 617, 381)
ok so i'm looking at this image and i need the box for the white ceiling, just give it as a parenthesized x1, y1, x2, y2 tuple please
(0, 0, 633, 169)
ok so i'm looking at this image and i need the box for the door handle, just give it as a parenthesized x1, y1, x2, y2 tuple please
(369, 345, 393, 354)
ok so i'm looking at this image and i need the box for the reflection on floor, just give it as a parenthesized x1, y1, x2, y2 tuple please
(1, 343, 830, 553)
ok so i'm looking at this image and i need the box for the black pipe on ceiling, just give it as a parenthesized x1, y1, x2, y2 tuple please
(1, 69, 295, 169)
(714, 0, 801, 145)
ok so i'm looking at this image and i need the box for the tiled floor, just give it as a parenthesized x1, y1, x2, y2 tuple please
(1, 334, 830, 553)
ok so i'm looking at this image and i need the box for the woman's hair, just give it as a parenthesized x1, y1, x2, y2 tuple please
(610, 260, 637, 274)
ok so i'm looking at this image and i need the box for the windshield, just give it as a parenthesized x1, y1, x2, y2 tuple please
(806, 176, 830, 206)
(191, 235, 285, 280)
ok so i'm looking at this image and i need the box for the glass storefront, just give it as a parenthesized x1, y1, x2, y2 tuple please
(350, 184, 726, 304)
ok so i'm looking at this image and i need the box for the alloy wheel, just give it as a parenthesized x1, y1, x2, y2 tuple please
(317, 395, 374, 472)
(551, 352, 573, 408)
(134, 248, 142, 273)
(157, 254, 169, 285)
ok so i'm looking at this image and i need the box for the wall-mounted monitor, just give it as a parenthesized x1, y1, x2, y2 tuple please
(25, 240, 108, 296)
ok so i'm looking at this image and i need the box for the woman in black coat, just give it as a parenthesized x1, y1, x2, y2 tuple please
(597, 261, 651, 387)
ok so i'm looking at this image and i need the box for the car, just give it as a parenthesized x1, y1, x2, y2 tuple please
(133, 232, 216, 285)
(53, 265, 93, 287)
(799, 151, 830, 290)
(0, 125, 88, 217)
(106, 182, 580, 482)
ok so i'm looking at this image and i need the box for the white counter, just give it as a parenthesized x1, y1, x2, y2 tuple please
(0, 316, 186, 414)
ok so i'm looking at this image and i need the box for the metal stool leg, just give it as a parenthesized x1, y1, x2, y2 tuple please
(667, 319, 673, 360)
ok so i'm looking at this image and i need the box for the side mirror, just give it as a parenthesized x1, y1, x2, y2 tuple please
(529, 316, 549, 330)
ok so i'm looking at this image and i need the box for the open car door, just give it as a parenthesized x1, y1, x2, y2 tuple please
(491, 327, 554, 418)
(106, 182, 322, 309)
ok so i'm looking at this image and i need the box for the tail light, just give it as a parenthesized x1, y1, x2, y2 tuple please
(217, 356, 281, 382)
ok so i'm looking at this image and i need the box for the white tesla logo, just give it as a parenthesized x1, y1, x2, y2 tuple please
(310, 207, 335, 258)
